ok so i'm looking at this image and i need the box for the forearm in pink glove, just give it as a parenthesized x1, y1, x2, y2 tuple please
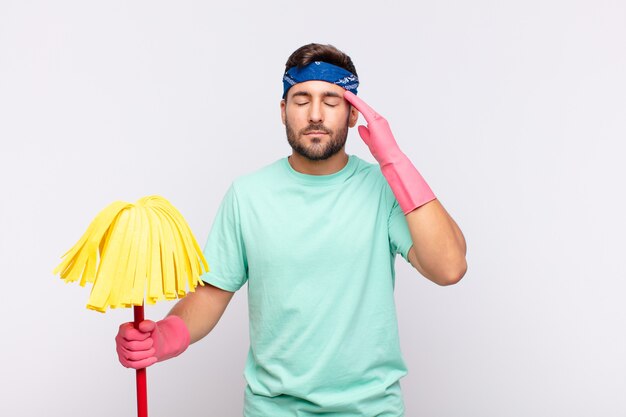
(344, 90, 436, 214)
(115, 315, 190, 369)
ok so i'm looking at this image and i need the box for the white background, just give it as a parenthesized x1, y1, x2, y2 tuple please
(1, 0, 625, 416)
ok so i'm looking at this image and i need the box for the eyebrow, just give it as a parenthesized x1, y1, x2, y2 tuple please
(290, 90, 342, 99)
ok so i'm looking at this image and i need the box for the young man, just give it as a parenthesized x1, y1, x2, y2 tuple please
(116, 43, 467, 416)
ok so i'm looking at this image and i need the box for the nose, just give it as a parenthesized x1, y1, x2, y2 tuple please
(308, 100, 323, 123)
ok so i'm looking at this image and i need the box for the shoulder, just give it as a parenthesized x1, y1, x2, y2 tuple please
(229, 158, 286, 194)
(352, 155, 380, 174)
(351, 155, 398, 211)
(351, 155, 387, 185)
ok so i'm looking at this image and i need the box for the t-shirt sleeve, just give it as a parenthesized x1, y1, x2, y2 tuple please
(388, 193, 414, 263)
(199, 184, 249, 292)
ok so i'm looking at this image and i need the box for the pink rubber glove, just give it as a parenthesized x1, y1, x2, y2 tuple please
(344, 90, 436, 214)
(115, 315, 190, 369)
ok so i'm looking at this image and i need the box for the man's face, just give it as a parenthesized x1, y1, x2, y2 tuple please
(281, 81, 358, 161)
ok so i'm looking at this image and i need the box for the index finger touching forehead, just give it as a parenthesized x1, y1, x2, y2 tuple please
(343, 91, 379, 122)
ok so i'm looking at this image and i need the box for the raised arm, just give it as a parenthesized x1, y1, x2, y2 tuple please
(344, 91, 467, 286)
(405, 200, 467, 286)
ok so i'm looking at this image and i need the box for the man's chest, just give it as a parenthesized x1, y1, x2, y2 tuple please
(239, 186, 387, 274)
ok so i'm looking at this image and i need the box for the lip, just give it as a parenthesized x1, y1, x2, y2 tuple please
(304, 131, 328, 135)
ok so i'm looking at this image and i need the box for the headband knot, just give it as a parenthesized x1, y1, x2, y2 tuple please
(282, 61, 359, 98)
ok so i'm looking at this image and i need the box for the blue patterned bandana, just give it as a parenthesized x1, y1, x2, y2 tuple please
(282, 61, 359, 98)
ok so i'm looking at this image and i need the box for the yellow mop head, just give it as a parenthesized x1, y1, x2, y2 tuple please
(54, 196, 208, 312)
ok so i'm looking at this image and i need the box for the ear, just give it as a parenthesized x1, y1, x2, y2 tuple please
(348, 105, 359, 128)
(280, 99, 286, 125)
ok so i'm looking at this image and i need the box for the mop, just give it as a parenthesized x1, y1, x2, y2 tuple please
(54, 195, 209, 417)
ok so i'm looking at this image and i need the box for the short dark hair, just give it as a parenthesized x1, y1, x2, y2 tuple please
(284, 43, 358, 78)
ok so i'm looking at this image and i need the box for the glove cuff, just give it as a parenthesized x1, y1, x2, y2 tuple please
(156, 315, 191, 362)
(381, 154, 436, 214)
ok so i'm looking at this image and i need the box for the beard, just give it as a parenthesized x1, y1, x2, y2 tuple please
(285, 116, 349, 161)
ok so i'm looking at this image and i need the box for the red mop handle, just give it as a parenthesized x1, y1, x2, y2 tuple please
(133, 305, 148, 417)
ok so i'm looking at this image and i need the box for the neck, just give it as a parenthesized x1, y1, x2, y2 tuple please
(288, 150, 349, 175)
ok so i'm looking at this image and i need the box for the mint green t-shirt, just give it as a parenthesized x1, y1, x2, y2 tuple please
(201, 154, 414, 417)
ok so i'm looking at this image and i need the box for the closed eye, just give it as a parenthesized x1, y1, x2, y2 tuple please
(324, 98, 341, 107)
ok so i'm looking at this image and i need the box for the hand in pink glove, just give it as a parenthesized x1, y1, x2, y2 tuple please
(344, 90, 436, 214)
(115, 315, 190, 369)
